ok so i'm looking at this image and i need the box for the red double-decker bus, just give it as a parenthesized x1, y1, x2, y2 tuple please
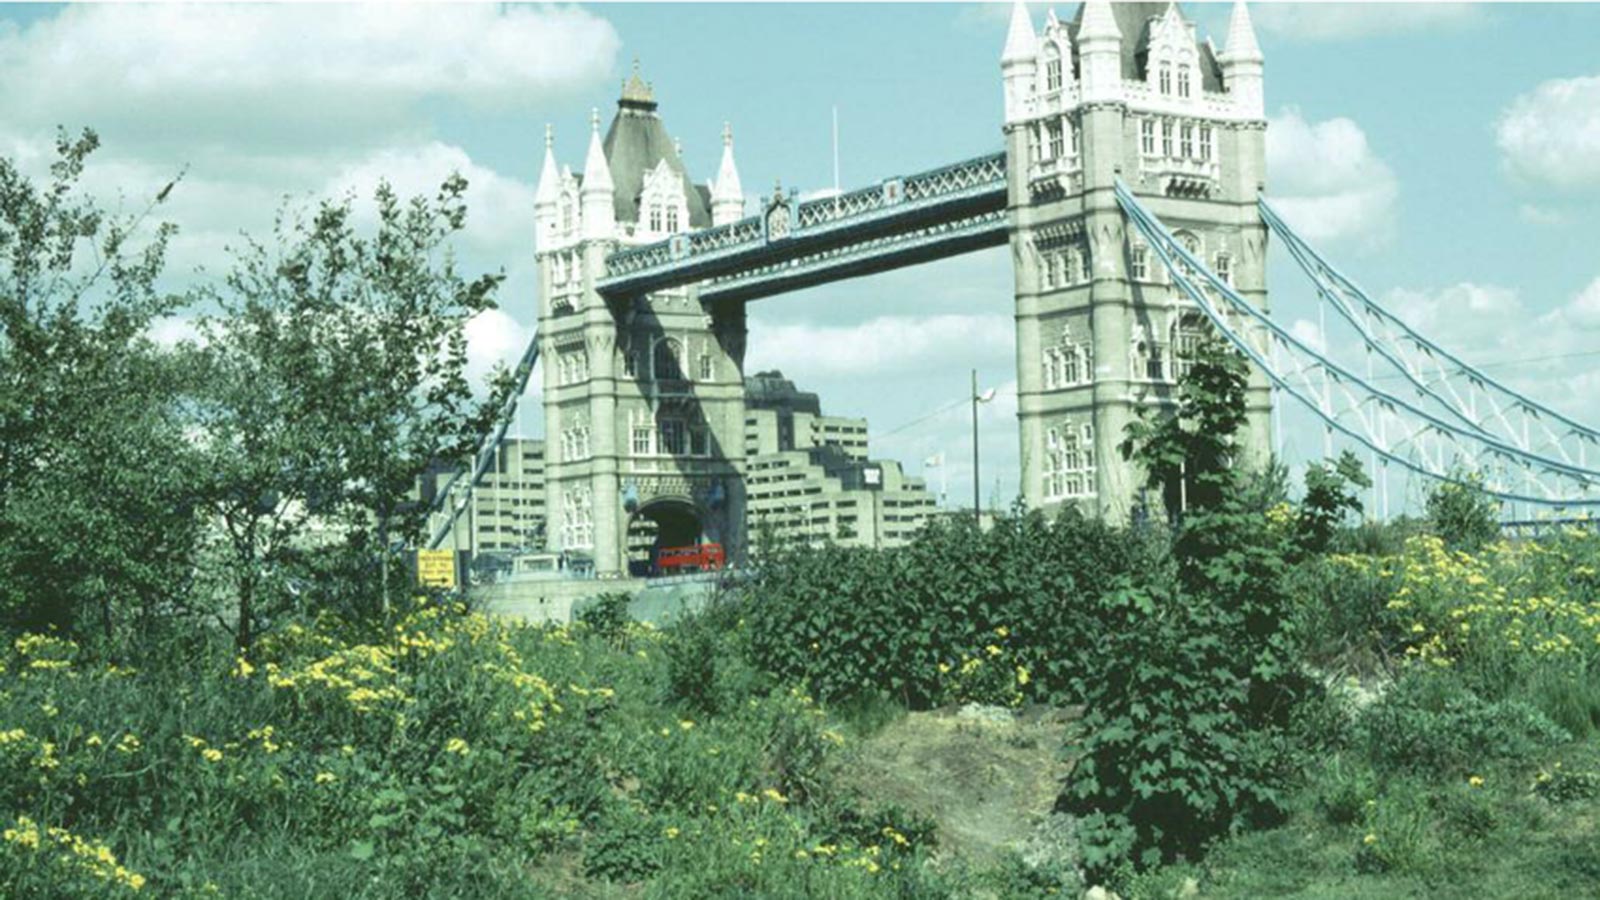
(655, 543, 725, 575)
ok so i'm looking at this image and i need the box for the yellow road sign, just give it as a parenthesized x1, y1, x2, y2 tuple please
(417, 549, 456, 589)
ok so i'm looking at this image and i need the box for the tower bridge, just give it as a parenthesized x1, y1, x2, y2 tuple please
(428, 0, 1600, 575)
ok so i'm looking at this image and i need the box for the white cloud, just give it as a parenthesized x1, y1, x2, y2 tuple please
(1266, 107, 1398, 248)
(746, 314, 1014, 379)
(1289, 318, 1325, 353)
(0, 4, 618, 153)
(464, 308, 536, 392)
(1251, 3, 1483, 41)
(1385, 282, 1523, 351)
(1496, 75, 1600, 190)
(1559, 277, 1600, 331)
(1518, 203, 1571, 226)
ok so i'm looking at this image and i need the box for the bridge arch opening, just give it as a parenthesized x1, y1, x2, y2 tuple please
(625, 498, 704, 577)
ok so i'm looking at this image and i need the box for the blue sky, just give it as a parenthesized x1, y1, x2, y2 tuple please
(3, 2, 1599, 512)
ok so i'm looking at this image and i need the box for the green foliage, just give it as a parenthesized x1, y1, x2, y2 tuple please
(1425, 472, 1500, 552)
(1355, 673, 1568, 776)
(187, 176, 512, 648)
(1120, 337, 1251, 520)
(745, 508, 1160, 709)
(1297, 451, 1370, 556)
(576, 592, 634, 646)
(0, 129, 198, 650)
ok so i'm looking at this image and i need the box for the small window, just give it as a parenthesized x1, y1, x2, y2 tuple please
(1199, 125, 1213, 162)
(1140, 119, 1155, 156)
(1047, 120, 1064, 160)
(1161, 120, 1174, 157)
(1132, 246, 1149, 281)
(666, 205, 679, 233)
(659, 419, 686, 456)
(1159, 63, 1172, 96)
(698, 354, 714, 381)
(1041, 251, 1057, 289)
(649, 203, 663, 232)
(653, 338, 684, 381)
(1029, 125, 1042, 163)
(632, 425, 653, 456)
(1044, 44, 1063, 91)
(690, 426, 709, 457)
(1178, 67, 1191, 99)
(1181, 123, 1194, 158)
(623, 351, 637, 378)
(1079, 247, 1091, 283)
(1215, 253, 1233, 286)
(1070, 122, 1080, 157)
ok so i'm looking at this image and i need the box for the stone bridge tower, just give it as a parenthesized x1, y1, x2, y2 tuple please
(534, 67, 748, 576)
(1002, 0, 1271, 520)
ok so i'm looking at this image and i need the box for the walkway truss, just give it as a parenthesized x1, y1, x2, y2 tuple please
(1116, 179, 1600, 510)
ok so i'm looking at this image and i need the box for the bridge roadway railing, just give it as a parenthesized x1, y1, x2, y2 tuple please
(596, 152, 1007, 300)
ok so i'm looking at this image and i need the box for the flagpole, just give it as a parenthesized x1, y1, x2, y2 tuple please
(971, 369, 981, 517)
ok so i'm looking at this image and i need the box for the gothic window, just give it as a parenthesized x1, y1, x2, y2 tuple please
(1199, 124, 1213, 161)
(558, 347, 589, 386)
(1178, 67, 1191, 99)
(560, 195, 575, 233)
(1131, 245, 1149, 282)
(698, 353, 714, 381)
(1172, 313, 1209, 380)
(1044, 422, 1095, 500)
(653, 338, 684, 381)
(658, 418, 687, 456)
(1044, 44, 1063, 91)
(1040, 249, 1056, 289)
(1042, 323, 1093, 390)
(649, 203, 663, 233)
(1063, 248, 1080, 285)
(1161, 120, 1174, 157)
(1141, 119, 1156, 156)
(562, 487, 593, 550)
(1181, 122, 1194, 158)
(1214, 252, 1233, 287)
(1134, 329, 1167, 381)
(632, 424, 653, 456)
(1159, 63, 1172, 96)
(1079, 247, 1092, 283)
(666, 204, 679, 233)
(1047, 120, 1064, 160)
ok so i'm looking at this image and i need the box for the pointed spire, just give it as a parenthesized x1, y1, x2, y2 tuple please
(1223, 1, 1263, 62)
(1001, 0, 1035, 64)
(536, 124, 559, 205)
(582, 107, 612, 193)
(1078, 0, 1121, 41)
(711, 122, 743, 225)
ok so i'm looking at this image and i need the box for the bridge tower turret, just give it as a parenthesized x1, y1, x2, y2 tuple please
(536, 65, 749, 577)
(1003, 0, 1271, 521)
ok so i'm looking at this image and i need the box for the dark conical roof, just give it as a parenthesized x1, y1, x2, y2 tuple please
(1068, 2, 1224, 93)
(601, 67, 712, 229)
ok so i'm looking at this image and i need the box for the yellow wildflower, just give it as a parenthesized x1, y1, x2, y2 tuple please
(444, 737, 470, 755)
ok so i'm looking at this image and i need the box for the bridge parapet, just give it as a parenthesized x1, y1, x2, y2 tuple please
(596, 152, 1008, 300)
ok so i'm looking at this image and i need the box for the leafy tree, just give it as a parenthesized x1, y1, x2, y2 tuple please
(1120, 337, 1250, 521)
(1425, 471, 1500, 552)
(1297, 450, 1370, 555)
(1066, 334, 1304, 873)
(188, 175, 510, 650)
(0, 128, 198, 646)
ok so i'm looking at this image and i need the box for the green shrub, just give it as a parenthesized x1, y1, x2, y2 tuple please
(1425, 473, 1500, 552)
(1356, 674, 1569, 776)
(576, 592, 634, 647)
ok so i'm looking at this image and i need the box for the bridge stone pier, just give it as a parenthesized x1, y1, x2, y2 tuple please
(533, 1, 1275, 577)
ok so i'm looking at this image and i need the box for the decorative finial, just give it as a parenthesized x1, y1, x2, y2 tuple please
(722, 121, 732, 147)
(590, 107, 600, 132)
(544, 123, 553, 149)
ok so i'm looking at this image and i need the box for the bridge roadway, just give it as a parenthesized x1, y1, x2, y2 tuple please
(595, 153, 1009, 303)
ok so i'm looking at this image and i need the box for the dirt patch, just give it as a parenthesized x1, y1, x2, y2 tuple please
(835, 703, 1082, 868)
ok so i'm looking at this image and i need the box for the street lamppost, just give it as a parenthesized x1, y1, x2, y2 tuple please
(971, 369, 995, 519)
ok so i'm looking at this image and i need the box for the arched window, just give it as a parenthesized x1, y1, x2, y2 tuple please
(1046, 120, 1064, 160)
(1159, 63, 1172, 95)
(1172, 313, 1209, 380)
(1044, 44, 1063, 92)
(1178, 66, 1191, 99)
(666, 204, 680, 233)
(649, 203, 664, 233)
(560, 195, 575, 233)
(653, 338, 684, 381)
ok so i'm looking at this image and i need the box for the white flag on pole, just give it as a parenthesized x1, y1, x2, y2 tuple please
(924, 452, 944, 468)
